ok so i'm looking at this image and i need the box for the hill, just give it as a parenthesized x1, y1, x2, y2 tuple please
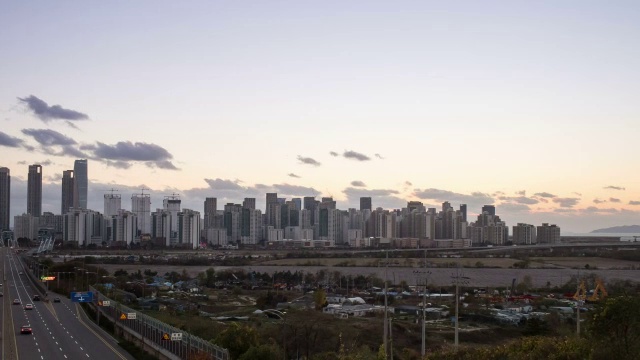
(591, 225, 640, 233)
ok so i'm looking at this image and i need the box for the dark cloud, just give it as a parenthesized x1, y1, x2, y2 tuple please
(573, 192, 583, 196)
(516, 190, 526, 196)
(93, 141, 177, 170)
(375, 153, 384, 159)
(343, 150, 371, 161)
(413, 188, 494, 206)
(629, 201, 640, 206)
(40, 159, 54, 166)
(329, 151, 339, 157)
(60, 145, 89, 158)
(287, 173, 301, 178)
(65, 121, 80, 130)
(583, 207, 619, 214)
(604, 185, 625, 191)
(0, 131, 27, 148)
(552, 197, 580, 208)
(593, 198, 606, 204)
(350, 180, 367, 187)
(609, 197, 621, 203)
(554, 208, 577, 213)
(405, 181, 412, 186)
(22, 128, 77, 146)
(534, 192, 556, 198)
(17, 161, 27, 165)
(297, 155, 321, 166)
(17, 95, 89, 122)
(104, 160, 132, 169)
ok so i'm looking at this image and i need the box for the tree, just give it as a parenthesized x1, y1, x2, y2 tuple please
(214, 323, 259, 359)
(587, 295, 640, 359)
(238, 344, 283, 360)
(314, 289, 328, 310)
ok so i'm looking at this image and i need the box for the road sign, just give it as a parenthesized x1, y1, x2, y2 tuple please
(70, 291, 93, 303)
(162, 333, 170, 341)
(127, 312, 137, 320)
(102, 300, 110, 306)
(40, 276, 55, 281)
(120, 313, 127, 320)
(171, 333, 183, 341)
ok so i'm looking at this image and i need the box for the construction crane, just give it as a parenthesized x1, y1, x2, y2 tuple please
(588, 278, 608, 302)
(573, 281, 587, 301)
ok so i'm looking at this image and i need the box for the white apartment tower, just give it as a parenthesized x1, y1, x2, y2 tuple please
(132, 192, 151, 235)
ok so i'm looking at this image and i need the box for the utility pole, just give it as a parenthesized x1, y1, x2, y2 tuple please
(452, 266, 470, 349)
(413, 250, 431, 357)
(383, 249, 389, 359)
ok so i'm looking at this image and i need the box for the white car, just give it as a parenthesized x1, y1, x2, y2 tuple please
(24, 304, 34, 310)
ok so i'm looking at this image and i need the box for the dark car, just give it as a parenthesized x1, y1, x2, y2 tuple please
(20, 325, 32, 334)
(12, 299, 20, 305)
(33, 295, 41, 301)
(53, 297, 61, 303)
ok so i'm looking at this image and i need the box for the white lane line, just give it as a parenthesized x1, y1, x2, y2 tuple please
(59, 347, 63, 351)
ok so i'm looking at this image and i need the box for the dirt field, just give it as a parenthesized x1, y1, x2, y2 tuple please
(532, 257, 639, 269)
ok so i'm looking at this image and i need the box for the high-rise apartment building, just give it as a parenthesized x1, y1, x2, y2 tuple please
(61, 170, 74, 215)
(132, 192, 151, 235)
(242, 197, 256, 210)
(0, 167, 9, 231)
(481, 205, 496, 216)
(163, 195, 181, 241)
(178, 209, 201, 249)
(204, 197, 217, 229)
(537, 223, 561, 244)
(73, 159, 88, 209)
(513, 223, 537, 245)
(27, 164, 42, 216)
(103, 192, 121, 217)
(360, 197, 372, 211)
(459, 204, 467, 222)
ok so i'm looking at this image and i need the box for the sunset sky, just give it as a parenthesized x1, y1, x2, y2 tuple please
(1, 1, 639, 233)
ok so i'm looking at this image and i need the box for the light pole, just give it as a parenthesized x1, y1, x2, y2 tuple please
(383, 249, 389, 359)
(414, 264, 431, 355)
(451, 266, 470, 349)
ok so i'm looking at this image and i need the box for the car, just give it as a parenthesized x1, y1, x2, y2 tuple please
(53, 297, 61, 303)
(20, 325, 32, 335)
(19, 272, 23, 275)
(33, 295, 40, 301)
(12, 299, 20, 305)
(24, 304, 33, 310)
(0, 292, 3, 297)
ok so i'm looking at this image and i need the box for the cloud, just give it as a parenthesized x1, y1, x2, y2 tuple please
(93, 141, 177, 169)
(516, 190, 526, 196)
(499, 196, 539, 205)
(329, 151, 339, 157)
(375, 153, 384, 159)
(272, 183, 320, 197)
(204, 178, 245, 191)
(0, 131, 26, 148)
(413, 188, 494, 207)
(533, 192, 556, 198)
(342, 187, 405, 209)
(104, 160, 132, 169)
(609, 197, 621, 203)
(350, 180, 367, 187)
(287, 173, 301, 178)
(21, 128, 77, 146)
(552, 197, 580, 208)
(604, 186, 625, 191)
(593, 198, 606, 204)
(583, 207, 619, 214)
(573, 192, 583, 197)
(498, 203, 531, 213)
(629, 201, 640, 206)
(343, 150, 371, 161)
(297, 155, 321, 166)
(17, 95, 89, 122)
(405, 181, 412, 186)
(65, 121, 80, 130)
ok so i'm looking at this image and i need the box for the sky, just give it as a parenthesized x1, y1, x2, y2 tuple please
(1, 1, 639, 233)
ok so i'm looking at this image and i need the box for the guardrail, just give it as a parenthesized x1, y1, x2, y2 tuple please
(89, 286, 229, 360)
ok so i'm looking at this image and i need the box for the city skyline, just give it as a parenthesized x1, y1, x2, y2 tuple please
(1, 1, 639, 233)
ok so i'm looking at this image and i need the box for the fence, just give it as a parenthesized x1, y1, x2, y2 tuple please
(89, 286, 229, 360)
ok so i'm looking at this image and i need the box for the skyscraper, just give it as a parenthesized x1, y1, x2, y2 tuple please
(73, 159, 88, 209)
(132, 192, 151, 235)
(459, 204, 467, 222)
(61, 170, 74, 215)
(204, 197, 217, 229)
(481, 205, 496, 216)
(242, 197, 255, 210)
(0, 167, 9, 231)
(27, 164, 42, 216)
(360, 197, 372, 211)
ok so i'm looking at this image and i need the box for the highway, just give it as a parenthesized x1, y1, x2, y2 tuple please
(3, 249, 134, 360)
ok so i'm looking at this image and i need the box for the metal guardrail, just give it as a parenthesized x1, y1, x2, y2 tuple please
(89, 286, 229, 360)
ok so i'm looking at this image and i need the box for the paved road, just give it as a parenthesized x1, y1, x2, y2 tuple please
(5, 250, 134, 360)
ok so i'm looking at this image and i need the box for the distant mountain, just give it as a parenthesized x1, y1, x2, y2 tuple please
(591, 225, 640, 233)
